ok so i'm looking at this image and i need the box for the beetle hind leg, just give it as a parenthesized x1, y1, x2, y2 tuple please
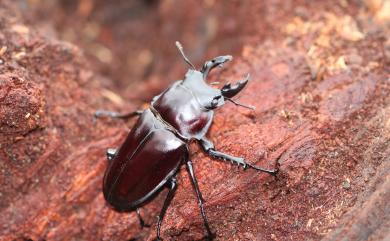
(186, 159, 214, 240)
(156, 177, 178, 240)
(136, 208, 151, 228)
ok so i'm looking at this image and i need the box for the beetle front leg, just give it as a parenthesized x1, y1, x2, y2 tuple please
(156, 177, 177, 240)
(186, 159, 214, 240)
(199, 138, 278, 176)
(94, 109, 143, 121)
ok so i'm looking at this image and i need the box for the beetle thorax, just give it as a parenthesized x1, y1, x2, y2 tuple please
(182, 70, 225, 109)
(151, 70, 221, 140)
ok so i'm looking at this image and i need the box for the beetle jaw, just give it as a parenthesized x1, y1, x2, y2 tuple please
(207, 55, 233, 68)
(213, 55, 233, 66)
(201, 55, 233, 78)
(221, 73, 250, 98)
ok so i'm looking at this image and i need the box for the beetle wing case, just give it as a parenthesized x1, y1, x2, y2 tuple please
(103, 109, 187, 211)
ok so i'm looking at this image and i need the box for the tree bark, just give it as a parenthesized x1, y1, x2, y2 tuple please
(0, 0, 389, 240)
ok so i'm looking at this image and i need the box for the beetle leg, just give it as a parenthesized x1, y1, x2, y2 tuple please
(199, 138, 278, 176)
(156, 177, 177, 240)
(186, 159, 214, 240)
(94, 109, 143, 121)
(136, 208, 151, 228)
(221, 73, 250, 99)
(106, 148, 117, 161)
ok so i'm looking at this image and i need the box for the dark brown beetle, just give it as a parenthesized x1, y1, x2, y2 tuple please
(95, 42, 278, 240)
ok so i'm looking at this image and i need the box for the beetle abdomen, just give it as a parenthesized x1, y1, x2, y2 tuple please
(103, 109, 187, 211)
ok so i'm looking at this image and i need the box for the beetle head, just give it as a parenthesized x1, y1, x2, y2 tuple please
(175, 42, 252, 110)
(182, 70, 225, 110)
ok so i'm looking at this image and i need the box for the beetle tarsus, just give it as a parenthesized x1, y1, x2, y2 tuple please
(186, 159, 214, 239)
(136, 208, 151, 228)
(156, 177, 177, 240)
(209, 149, 277, 175)
(246, 163, 278, 176)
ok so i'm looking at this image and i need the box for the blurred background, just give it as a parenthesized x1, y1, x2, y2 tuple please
(20, 0, 263, 101)
(1, 0, 389, 240)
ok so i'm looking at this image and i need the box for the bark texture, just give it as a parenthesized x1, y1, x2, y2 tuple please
(0, 0, 389, 240)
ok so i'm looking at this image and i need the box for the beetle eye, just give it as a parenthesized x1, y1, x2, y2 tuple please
(210, 95, 221, 107)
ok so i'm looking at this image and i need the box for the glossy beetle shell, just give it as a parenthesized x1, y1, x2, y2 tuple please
(103, 109, 187, 211)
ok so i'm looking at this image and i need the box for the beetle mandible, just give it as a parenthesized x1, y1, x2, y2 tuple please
(95, 42, 278, 240)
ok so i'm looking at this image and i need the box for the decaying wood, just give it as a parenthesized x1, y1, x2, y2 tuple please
(0, 0, 389, 240)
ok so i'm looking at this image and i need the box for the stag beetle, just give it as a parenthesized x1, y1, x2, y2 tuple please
(95, 42, 278, 240)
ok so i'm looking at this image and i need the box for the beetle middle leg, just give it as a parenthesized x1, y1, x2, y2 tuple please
(94, 109, 143, 120)
(156, 177, 177, 240)
(186, 159, 214, 240)
(136, 208, 150, 228)
(199, 138, 278, 176)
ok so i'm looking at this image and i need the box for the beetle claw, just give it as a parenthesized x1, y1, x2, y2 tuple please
(247, 163, 278, 176)
(221, 74, 250, 98)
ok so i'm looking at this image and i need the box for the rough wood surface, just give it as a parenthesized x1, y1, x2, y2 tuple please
(0, 1, 389, 240)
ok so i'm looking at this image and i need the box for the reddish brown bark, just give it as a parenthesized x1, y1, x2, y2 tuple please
(1, 1, 389, 240)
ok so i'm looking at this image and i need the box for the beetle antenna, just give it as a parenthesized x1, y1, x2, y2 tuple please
(175, 41, 196, 70)
(226, 98, 256, 110)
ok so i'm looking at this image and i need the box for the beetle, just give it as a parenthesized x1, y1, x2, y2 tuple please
(95, 42, 278, 240)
